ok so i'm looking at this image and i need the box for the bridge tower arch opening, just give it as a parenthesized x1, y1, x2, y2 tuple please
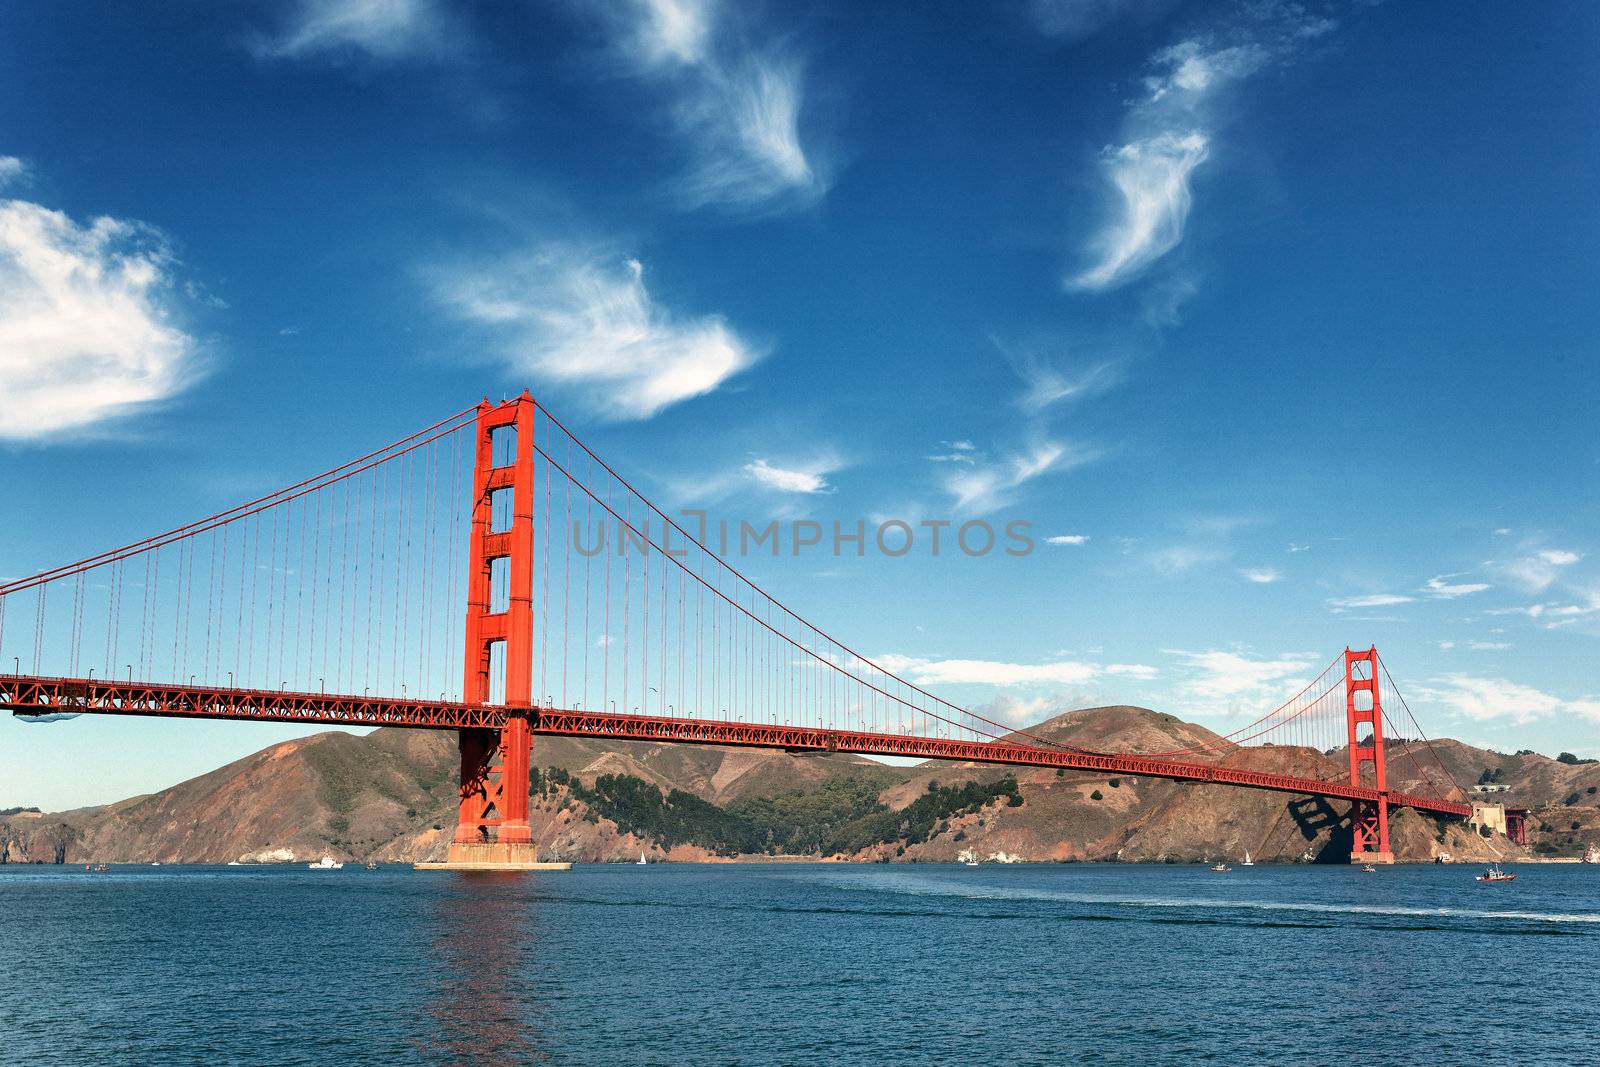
(1345, 646, 1394, 865)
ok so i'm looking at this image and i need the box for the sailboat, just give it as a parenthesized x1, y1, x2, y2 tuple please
(1241, 850, 1254, 867)
(637, 851, 648, 865)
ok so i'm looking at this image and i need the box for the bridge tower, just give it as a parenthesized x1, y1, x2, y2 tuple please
(1345, 646, 1394, 865)
(436, 393, 564, 870)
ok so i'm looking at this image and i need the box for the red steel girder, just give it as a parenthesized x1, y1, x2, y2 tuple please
(4, 673, 1472, 820)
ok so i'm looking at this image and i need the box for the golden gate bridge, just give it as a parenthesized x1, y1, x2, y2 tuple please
(0, 394, 1523, 867)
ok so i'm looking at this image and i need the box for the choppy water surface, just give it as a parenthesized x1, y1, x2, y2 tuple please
(3, 862, 1596, 1064)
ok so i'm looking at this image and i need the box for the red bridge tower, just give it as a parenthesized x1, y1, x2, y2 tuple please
(1345, 646, 1393, 865)
(429, 393, 566, 870)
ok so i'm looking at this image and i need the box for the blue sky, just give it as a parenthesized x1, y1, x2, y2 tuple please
(2, 0, 1598, 809)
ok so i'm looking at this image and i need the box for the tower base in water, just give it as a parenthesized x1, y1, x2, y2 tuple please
(1350, 850, 1395, 866)
(414, 842, 571, 871)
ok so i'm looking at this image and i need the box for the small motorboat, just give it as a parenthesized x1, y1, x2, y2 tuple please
(1209, 863, 1232, 873)
(1361, 863, 1378, 873)
(1476, 863, 1516, 883)
(87, 864, 110, 873)
(307, 856, 344, 870)
(365, 861, 379, 870)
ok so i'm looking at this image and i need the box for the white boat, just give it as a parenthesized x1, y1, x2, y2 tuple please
(964, 861, 980, 867)
(307, 856, 344, 870)
(1241, 851, 1254, 867)
(226, 861, 243, 866)
(1585, 845, 1599, 864)
(1209, 863, 1232, 873)
(637, 851, 648, 865)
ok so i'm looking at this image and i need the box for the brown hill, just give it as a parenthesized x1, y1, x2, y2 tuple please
(3, 706, 1594, 865)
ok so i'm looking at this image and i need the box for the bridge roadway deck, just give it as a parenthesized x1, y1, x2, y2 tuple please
(1, 674, 1472, 819)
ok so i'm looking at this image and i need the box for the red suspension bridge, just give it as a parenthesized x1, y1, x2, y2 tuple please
(0, 394, 1520, 866)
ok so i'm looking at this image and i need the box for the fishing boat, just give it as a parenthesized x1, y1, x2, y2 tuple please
(1241, 851, 1254, 867)
(307, 856, 344, 870)
(1209, 863, 1232, 873)
(1475, 863, 1515, 883)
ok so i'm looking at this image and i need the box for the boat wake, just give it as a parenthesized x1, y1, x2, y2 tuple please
(794, 871, 1600, 927)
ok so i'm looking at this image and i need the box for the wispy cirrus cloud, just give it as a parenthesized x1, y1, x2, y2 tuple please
(744, 455, 837, 494)
(251, 0, 459, 62)
(1416, 675, 1600, 728)
(1026, 0, 1178, 43)
(1047, 534, 1090, 546)
(1328, 593, 1413, 610)
(431, 245, 761, 420)
(877, 653, 1156, 688)
(1164, 648, 1316, 714)
(926, 440, 978, 464)
(1504, 547, 1582, 593)
(941, 439, 1097, 514)
(1012, 350, 1123, 415)
(1422, 574, 1491, 598)
(1, 183, 204, 442)
(604, 0, 826, 212)
(1068, 4, 1338, 291)
(1241, 567, 1280, 584)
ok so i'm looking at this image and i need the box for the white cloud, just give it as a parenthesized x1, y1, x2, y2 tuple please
(1165, 648, 1315, 710)
(1287, 542, 1310, 553)
(609, 0, 825, 212)
(0, 156, 24, 190)
(1327, 593, 1414, 610)
(877, 654, 1156, 688)
(1026, 0, 1173, 42)
(254, 0, 454, 61)
(1147, 544, 1225, 574)
(1422, 575, 1491, 598)
(626, 0, 713, 67)
(1047, 534, 1089, 546)
(1493, 527, 1512, 536)
(1142, 41, 1272, 102)
(433, 246, 759, 420)
(1068, 6, 1339, 291)
(1013, 353, 1122, 413)
(1241, 568, 1280, 584)
(942, 440, 1094, 514)
(744, 457, 834, 494)
(1417, 674, 1600, 727)
(1071, 132, 1208, 290)
(1505, 547, 1581, 592)
(0, 195, 200, 441)
(926, 439, 978, 463)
